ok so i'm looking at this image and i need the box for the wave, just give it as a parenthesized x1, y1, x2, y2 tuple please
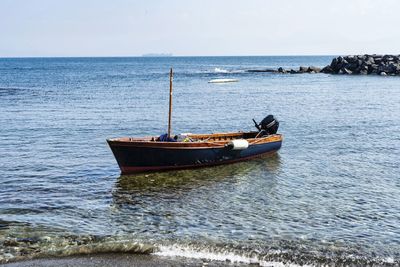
(155, 244, 305, 267)
(1, 235, 398, 266)
(0, 87, 28, 92)
(0, 87, 34, 97)
(0, 235, 155, 264)
(155, 243, 399, 267)
(214, 67, 229, 73)
(214, 67, 245, 74)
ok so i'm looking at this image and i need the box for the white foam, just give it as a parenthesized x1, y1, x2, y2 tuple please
(214, 67, 229, 73)
(385, 257, 395, 263)
(154, 244, 309, 267)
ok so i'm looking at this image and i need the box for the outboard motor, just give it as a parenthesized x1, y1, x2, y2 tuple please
(260, 115, 279, 134)
(253, 115, 279, 135)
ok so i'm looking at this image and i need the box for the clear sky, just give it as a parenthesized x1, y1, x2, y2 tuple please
(1, 0, 399, 57)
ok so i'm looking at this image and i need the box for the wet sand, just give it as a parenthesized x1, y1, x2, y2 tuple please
(3, 253, 247, 267)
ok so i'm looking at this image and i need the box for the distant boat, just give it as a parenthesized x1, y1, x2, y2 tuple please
(208, 78, 239, 83)
(107, 69, 282, 174)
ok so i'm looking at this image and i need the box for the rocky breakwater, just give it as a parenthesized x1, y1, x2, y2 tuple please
(247, 66, 321, 74)
(246, 55, 400, 76)
(321, 54, 400, 76)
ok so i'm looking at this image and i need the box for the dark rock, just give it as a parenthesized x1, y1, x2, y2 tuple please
(3, 239, 19, 246)
(278, 67, 287, 73)
(321, 66, 333, 73)
(346, 56, 357, 63)
(389, 63, 399, 73)
(346, 63, 358, 71)
(353, 66, 361, 74)
(308, 66, 321, 73)
(359, 65, 368, 75)
(299, 66, 309, 73)
(369, 64, 378, 70)
(365, 57, 374, 65)
(373, 54, 383, 59)
(16, 237, 41, 244)
(378, 64, 395, 74)
(383, 55, 394, 61)
(247, 69, 277, 73)
(342, 68, 352, 75)
(374, 58, 383, 64)
(331, 57, 338, 67)
(330, 59, 341, 72)
(380, 72, 387, 76)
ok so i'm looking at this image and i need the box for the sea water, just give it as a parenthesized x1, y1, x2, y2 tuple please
(0, 56, 399, 265)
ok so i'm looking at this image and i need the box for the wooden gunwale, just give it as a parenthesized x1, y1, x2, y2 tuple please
(107, 132, 282, 149)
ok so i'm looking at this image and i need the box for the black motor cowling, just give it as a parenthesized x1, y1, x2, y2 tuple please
(260, 115, 279, 134)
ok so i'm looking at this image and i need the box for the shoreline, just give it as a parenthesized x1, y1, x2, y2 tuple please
(2, 253, 251, 267)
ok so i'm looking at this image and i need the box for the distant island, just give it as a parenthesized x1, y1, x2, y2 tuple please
(142, 53, 173, 57)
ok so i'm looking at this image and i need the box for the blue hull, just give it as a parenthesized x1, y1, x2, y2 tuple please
(108, 140, 282, 174)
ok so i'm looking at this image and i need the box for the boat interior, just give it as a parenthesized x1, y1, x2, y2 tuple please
(183, 131, 263, 141)
(108, 115, 281, 144)
(109, 131, 281, 143)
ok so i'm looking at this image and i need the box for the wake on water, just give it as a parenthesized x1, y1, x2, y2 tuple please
(214, 67, 230, 73)
(214, 67, 245, 74)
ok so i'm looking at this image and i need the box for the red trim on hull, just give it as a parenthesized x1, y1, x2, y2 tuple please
(120, 149, 279, 174)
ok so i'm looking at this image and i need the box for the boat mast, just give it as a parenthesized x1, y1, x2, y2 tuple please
(167, 68, 173, 139)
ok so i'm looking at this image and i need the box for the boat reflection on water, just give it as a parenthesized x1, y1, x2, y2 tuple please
(113, 154, 281, 201)
(109, 154, 281, 237)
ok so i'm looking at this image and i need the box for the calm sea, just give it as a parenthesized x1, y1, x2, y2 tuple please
(0, 56, 399, 266)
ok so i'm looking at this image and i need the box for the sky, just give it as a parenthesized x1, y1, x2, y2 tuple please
(1, 0, 399, 57)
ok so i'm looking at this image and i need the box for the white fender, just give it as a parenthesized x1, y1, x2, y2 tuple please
(227, 139, 249, 150)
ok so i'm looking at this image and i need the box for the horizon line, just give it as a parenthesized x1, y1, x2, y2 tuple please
(0, 54, 351, 59)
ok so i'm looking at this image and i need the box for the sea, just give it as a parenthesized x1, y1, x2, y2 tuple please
(0, 56, 399, 266)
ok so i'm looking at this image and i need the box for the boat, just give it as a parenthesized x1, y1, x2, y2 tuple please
(107, 69, 282, 174)
(208, 78, 239, 83)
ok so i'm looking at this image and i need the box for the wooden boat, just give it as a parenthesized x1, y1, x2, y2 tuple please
(108, 132, 282, 174)
(107, 69, 282, 174)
